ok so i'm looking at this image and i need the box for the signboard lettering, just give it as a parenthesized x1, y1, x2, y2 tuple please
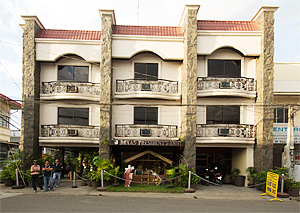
(112, 139, 182, 146)
(273, 126, 300, 144)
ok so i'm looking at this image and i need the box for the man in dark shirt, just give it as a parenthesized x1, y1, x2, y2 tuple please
(42, 160, 53, 191)
(52, 158, 63, 187)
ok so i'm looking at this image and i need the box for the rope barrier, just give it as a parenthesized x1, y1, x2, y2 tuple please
(191, 172, 222, 187)
(246, 182, 266, 188)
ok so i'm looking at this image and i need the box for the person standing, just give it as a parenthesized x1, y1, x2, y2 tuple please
(30, 160, 43, 193)
(42, 160, 53, 191)
(52, 158, 63, 187)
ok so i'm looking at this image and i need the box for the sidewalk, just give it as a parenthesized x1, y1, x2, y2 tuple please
(0, 179, 297, 202)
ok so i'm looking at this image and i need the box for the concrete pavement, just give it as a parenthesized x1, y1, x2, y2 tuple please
(0, 179, 298, 202)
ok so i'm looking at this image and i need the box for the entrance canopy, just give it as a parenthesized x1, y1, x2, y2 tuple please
(124, 150, 173, 165)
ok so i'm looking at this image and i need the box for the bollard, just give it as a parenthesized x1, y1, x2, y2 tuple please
(71, 171, 77, 188)
(15, 168, 19, 186)
(188, 171, 191, 189)
(281, 174, 284, 193)
(101, 170, 103, 188)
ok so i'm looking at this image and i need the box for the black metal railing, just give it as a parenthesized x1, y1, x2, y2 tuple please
(197, 77, 256, 92)
(196, 124, 255, 138)
(41, 125, 100, 138)
(115, 124, 178, 138)
(116, 79, 178, 94)
(41, 81, 100, 95)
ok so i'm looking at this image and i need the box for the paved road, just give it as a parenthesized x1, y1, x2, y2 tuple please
(1, 193, 299, 213)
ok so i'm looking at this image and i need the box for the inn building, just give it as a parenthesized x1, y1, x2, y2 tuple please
(20, 5, 283, 179)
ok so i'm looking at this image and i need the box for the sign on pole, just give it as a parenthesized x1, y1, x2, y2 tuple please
(260, 172, 282, 202)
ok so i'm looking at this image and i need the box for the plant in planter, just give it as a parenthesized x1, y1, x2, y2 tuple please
(166, 168, 176, 188)
(246, 167, 256, 186)
(286, 178, 300, 197)
(231, 168, 246, 187)
(230, 168, 240, 183)
(109, 166, 120, 187)
(252, 170, 267, 191)
(92, 156, 113, 186)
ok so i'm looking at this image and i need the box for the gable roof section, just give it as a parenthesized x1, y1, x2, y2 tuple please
(36, 29, 101, 40)
(124, 150, 173, 164)
(113, 25, 183, 37)
(197, 20, 260, 31)
(0, 93, 21, 109)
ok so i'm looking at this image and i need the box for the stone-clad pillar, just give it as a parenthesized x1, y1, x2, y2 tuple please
(99, 10, 115, 159)
(252, 6, 279, 171)
(180, 5, 199, 170)
(20, 16, 44, 159)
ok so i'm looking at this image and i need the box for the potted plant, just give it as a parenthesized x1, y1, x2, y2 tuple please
(1, 167, 14, 186)
(231, 168, 245, 187)
(92, 157, 113, 187)
(246, 167, 256, 186)
(89, 170, 101, 188)
(286, 178, 300, 197)
(166, 168, 176, 188)
(109, 166, 120, 187)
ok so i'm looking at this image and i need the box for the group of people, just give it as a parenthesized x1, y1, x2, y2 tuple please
(30, 158, 63, 192)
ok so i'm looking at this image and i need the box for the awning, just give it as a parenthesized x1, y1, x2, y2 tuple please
(124, 150, 173, 165)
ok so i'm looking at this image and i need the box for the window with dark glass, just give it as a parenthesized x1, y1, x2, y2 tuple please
(134, 63, 158, 80)
(58, 66, 89, 82)
(206, 106, 240, 124)
(58, 108, 89, 126)
(208, 60, 241, 78)
(0, 109, 9, 128)
(274, 108, 288, 123)
(134, 107, 158, 125)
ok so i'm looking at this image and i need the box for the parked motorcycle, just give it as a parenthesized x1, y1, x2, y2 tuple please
(210, 166, 223, 184)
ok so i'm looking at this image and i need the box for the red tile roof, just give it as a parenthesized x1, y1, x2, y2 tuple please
(113, 25, 183, 37)
(36, 29, 101, 40)
(0, 93, 21, 109)
(197, 20, 260, 31)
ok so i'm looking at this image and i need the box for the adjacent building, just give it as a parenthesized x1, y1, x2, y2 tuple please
(20, 5, 282, 179)
(0, 94, 21, 162)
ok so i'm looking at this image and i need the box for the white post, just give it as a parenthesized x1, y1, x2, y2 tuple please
(73, 171, 76, 185)
(15, 168, 19, 186)
(281, 174, 284, 193)
(101, 170, 104, 188)
(188, 171, 191, 189)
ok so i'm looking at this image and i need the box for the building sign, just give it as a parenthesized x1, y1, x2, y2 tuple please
(260, 172, 282, 202)
(112, 139, 182, 146)
(273, 126, 300, 144)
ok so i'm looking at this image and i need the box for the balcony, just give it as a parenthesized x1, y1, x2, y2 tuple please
(41, 81, 100, 101)
(115, 79, 180, 100)
(115, 124, 178, 140)
(197, 77, 256, 98)
(196, 124, 255, 146)
(39, 125, 100, 147)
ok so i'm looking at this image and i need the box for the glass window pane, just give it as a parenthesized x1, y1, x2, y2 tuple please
(206, 106, 222, 124)
(208, 60, 224, 77)
(223, 106, 240, 124)
(58, 108, 74, 125)
(73, 108, 89, 126)
(146, 107, 158, 125)
(134, 63, 147, 80)
(146, 63, 158, 80)
(276, 108, 284, 123)
(225, 60, 241, 77)
(58, 66, 73, 81)
(134, 107, 145, 124)
(74, 66, 89, 82)
(284, 108, 289, 123)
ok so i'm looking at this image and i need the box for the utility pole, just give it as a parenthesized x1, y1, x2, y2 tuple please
(282, 105, 298, 177)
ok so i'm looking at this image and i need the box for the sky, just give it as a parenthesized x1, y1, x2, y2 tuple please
(0, 0, 299, 130)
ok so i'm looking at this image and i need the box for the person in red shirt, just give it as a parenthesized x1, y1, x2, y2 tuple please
(30, 160, 43, 193)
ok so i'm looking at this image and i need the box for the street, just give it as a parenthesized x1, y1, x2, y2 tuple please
(1, 193, 299, 213)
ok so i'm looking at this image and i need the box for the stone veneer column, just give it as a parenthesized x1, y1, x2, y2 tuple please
(253, 6, 279, 171)
(180, 5, 199, 170)
(99, 10, 115, 159)
(20, 16, 44, 159)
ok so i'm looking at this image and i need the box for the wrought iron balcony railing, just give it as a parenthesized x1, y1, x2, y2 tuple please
(115, 124, 178, 138)
(197, 77, 256, 92)
(41, 125, 100, 138)
(196, 124, 255, 138)
(41, 81, 100, 95)
(116, 79, 178, 94)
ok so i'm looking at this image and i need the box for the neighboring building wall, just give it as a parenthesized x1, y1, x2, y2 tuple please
(0, 102, 10, 142)
(253, 7, 278, 172)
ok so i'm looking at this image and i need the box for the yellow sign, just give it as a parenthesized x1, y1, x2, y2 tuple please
(260, 171, 282, 202)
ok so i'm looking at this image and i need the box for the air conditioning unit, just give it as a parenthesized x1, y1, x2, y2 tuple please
(68, 129, 78, 136)
(67, 85, 78, 93)
(220, 82, 231, 89)
(218, 128, 229, 136)
(140, 129, 151, 136)
(141, 83, 151, 91)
